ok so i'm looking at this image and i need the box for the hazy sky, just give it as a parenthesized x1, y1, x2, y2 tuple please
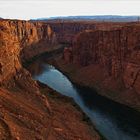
(0, 0, 140, 20)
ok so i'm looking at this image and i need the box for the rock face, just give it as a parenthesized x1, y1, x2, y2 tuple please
(0, 19, 100, 140)
(48, 21, 96, 44)
(0, 20, 57, 85)
(0, 19, 133, 87)
(1, 20, 106, 85)
(48, 21, 126, 44)
(71, 23, 140, 95)
(0, 19, 54, 139)
(0, 20, 21, 85)
(1, 19, 140, 106)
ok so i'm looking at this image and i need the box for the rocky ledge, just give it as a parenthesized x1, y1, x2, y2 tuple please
(0, 81, 100, 140)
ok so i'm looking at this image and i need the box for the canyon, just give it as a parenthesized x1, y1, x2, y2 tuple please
(0, 18, 140, 139)
(0, 19, 100, 140)
(56, 22, 140, 111)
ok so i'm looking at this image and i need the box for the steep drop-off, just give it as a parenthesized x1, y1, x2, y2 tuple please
(48, 21, 126, 44)
(59, 23, 140, 110)
(0, 19, 100, 140)
(0, 19, 57, 85)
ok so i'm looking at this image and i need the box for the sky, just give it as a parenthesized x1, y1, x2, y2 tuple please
(0, 0, 140, 20)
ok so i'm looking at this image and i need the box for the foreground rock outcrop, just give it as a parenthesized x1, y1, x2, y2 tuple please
(0, 19, 100, 139)
(0, 83, 100, 140)
(59, 23, 140, 111)
(0, 19, 57, 85)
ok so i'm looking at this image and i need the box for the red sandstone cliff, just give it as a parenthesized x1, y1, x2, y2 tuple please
(0, 19, 53, 139)
(1, 18, 140, 139)
(1, 19, 140, 110)
(0, 20, 57, 85)
(60, 23, 140, 110)
(0, 19, 100, 140)
(47, 21, 126, 44)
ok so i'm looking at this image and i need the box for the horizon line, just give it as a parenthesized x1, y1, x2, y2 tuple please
(1, 15, 140, 21)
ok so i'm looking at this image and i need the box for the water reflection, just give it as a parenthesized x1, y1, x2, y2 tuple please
(76, 87, 140, 136)
(27, 56, 140, 140)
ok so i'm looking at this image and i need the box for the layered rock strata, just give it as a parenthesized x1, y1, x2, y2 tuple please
(0, 20, 56, 85)
(48, 21, 126, 44)
(61, 23, 140, 110)
(0, 19, 100, 140)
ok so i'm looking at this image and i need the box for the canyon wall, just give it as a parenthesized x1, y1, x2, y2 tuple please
(0, 19, 53, 139)
(48, 21, 95, 44)
(48, 21, 126, 44)
(1, 19, 140, 108)
(1, 19, 136, 87)
(64, 23, 140, 107)
(0, 19, 100, 139)
(0, 20, 56, 85)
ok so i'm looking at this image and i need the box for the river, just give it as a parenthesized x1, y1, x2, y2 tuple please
(27, 56, 140, 140)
